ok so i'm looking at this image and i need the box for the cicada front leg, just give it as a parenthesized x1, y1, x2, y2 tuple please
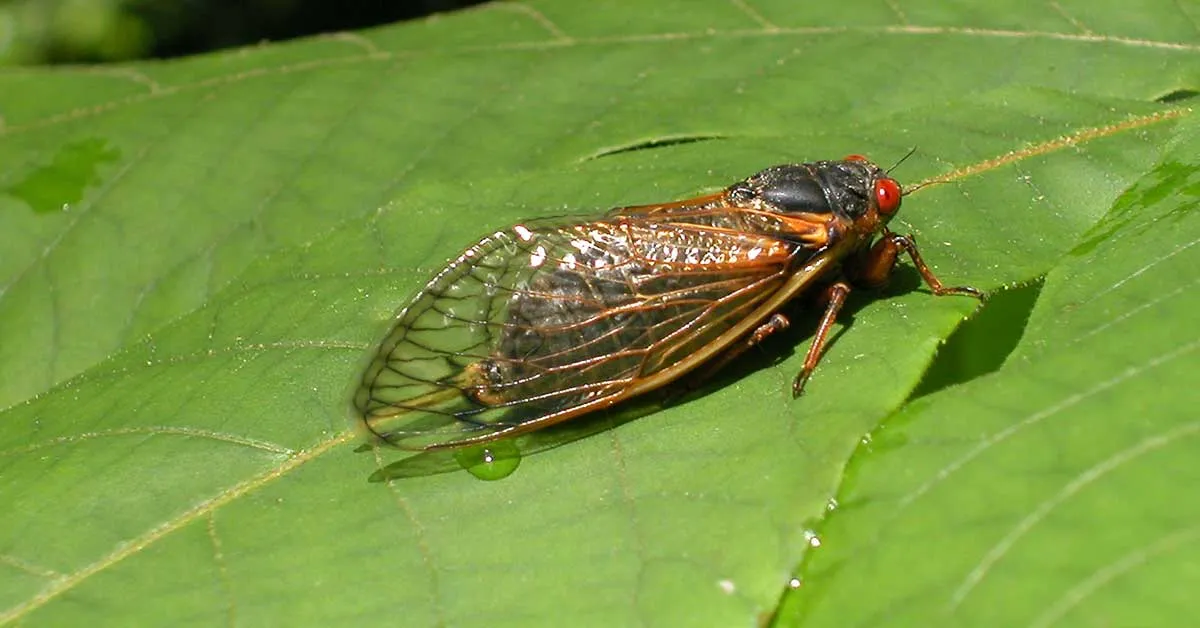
(850, 231, 985, 299)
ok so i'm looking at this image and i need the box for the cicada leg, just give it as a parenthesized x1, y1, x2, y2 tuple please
(792, 282, 850, 397)
(850, 231, 985, 299)
(793, 233, 985, 397)
(709, 313, 791, 375)
(665, 314, 791, 404)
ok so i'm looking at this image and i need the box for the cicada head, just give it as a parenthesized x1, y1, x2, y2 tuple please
(727, 156, 903, 246)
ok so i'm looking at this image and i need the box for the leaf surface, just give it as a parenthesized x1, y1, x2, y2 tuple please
(0, 1, 1196, 625)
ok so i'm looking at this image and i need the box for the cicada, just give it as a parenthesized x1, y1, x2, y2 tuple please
(355, 156, 982, 451)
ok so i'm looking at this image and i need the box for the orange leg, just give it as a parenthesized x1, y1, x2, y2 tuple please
(794, 233, 984, 396)
(750, 313, 791, 345)
(698, 313, 792, 381)
(852, 231, 985, 299)
(792, 282, 850, 397)
(668, 314, 791, 402)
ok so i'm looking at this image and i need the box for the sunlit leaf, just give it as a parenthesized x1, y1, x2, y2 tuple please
(1, 1, 1195, 625)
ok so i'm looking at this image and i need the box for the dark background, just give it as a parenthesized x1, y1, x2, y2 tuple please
(1, 0, 488, 65)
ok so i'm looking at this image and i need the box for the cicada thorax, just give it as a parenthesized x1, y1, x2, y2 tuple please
(357, 155, 979, 450)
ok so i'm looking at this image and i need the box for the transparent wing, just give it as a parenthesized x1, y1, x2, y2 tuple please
(355, 212, 810, 450)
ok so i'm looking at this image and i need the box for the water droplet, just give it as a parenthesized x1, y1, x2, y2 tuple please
(454, 440, 521, 480)
(788, 577, 802, 589)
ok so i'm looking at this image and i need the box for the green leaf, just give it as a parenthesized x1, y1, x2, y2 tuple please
(1, 1, 1196, 625)
(784, 130, 1200, 627)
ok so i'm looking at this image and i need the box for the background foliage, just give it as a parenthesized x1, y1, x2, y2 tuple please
(1, 0, 1197, 625)
(0, 0, 482, 65)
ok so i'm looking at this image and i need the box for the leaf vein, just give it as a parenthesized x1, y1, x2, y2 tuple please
(0, 432, 353, 623)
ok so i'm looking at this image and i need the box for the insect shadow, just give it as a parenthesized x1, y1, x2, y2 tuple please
(670, 266, 924, 398)
(363, 399, 664, 481)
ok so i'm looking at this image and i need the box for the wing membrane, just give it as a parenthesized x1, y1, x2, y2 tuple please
(356, 210, 809, 450)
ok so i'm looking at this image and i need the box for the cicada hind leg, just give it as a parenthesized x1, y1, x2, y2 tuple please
(792, 231, 984, 397)
(664, 314, 792, 405)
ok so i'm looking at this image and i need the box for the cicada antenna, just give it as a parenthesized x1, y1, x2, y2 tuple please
(904, 172, 955, 196)
(889, 147, 930, 197)
(904, 179, 940, 195)
(887, 146, 918, 175)
(891, 148, 955, 197)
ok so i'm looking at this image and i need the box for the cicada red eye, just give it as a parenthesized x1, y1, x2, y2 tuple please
(844, 154, 868, 162)
(875, 177, 902, 215)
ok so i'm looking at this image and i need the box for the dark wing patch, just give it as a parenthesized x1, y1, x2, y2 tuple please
(355, 215, 803, 450)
